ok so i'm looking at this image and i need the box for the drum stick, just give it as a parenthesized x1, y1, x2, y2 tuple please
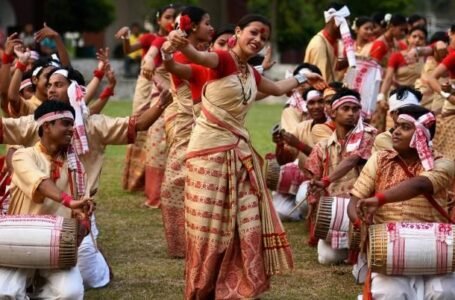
(287, 188, 310, 216)
(0, 171, 10, 188)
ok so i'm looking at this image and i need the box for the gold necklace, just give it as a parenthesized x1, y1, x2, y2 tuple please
(230, 50, 252, 105)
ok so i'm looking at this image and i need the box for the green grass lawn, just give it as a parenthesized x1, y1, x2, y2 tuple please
(85, 101, 361, 299)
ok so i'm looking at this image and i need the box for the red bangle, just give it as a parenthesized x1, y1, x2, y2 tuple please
(99, 86, 114, 101)
(375, 192, 387, 206)
(61, 192, 73, 208)
(353, 218, 362, 230)
(2, 53, 14, 65)
(93, 69, 105, 80)
(296, 141, 307, 153)
(15, 61, 27, 72)
(322, 176, 331, 188)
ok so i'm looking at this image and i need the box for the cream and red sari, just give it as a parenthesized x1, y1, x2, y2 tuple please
(159, 66, 195, 257)
(142, 67, 170, 207)
(122, 70, 153, 192)
(184, 53, 293, 299)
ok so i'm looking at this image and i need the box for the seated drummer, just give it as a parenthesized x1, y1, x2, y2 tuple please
(351, 105, 455, 299)
(271, 88, 327, 221)
(304, 87, 377, 263)
(0, 100, 92, 299)
(274, 87, 327, 169)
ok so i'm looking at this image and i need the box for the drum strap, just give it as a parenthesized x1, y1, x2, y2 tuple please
(396, 158, 455, 224)
(362, 269, 373, 300)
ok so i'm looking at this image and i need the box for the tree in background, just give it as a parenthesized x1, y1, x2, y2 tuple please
(44, 0, 115, 33)
(247, 0, 415, 62)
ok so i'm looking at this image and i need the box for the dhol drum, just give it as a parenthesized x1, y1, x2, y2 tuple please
(348, 222, 362, 251)
(314, 196, 350, 249)
(265, 157, 281, 192)
(265, 159, 306, 195)
(368, 222, 455, 275)
(0, 156, 11, 215)
(0, 215, 79, 269)
(344, 57, 382, 119)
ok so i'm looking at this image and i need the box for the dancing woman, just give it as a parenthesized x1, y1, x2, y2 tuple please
(160, 6, 214, 258)
(369, 14, 408, 132)
(120, 4, 176, 194)
(165, 14, 325, 299)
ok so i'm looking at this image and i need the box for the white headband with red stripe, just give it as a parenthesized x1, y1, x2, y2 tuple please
(36, 111, 74, 127)
(19, 79, 32, 91)
(398, 112, 436, 170)
(332, 95, 361, 110)
(305, 90, 322, 102)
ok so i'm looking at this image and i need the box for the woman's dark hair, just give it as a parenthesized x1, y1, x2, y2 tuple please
(237, 14, 271, 32)
(293, 63, 322, 76)
(35, 100, 75, 137)
(353, 16, 373, 31)
(430, 31, 449, 44)
(409, 25, 427, 38)
(181, 6, 207, 26)
(450, 25, 455, 34)
(332, 87, 361, 103)
(408, 14, 426, 27)
(372, 12, 386, 27)
(396, 105, 436, 139)
(390, 86, 422, 102)
(212, 24, 235, 43)
(389, 14, 407, 27)
(351, 16, 373, 39)
(47, 67, 86, 86)
(156, 4, 175, 21)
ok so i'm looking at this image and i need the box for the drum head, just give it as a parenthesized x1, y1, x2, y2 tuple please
(295, 180, 310, 205)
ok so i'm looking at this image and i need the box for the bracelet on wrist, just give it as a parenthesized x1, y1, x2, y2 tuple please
(375, 192, 387, 206)
(93, 69, 105, 80)
(100, 86, 114, 101)
(2, 53, 14, 65)
(254, 65, 264, 75)
(161, 49, 173, 62)
(294, 73, 307, 85)
(15, 61, 27, 73)
(321, 176, 331, 188)
(61, 192, 73, 208)
(296, 141, 307, 153)
(353, 218, 362, 230)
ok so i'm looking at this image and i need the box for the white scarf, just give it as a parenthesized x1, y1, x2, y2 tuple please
(324, 6, 356, 68)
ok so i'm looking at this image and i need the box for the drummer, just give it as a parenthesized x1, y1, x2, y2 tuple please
(0, 100, 92, 299)
(351, 104, 455, 299)
(274, 88, 328, 169)
(271, 88, 327, 221)
(305, 87, 377, 262)
(0, 67, 172, 288)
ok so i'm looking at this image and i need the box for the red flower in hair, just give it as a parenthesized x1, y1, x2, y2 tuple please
(179, 15, 192, 32)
